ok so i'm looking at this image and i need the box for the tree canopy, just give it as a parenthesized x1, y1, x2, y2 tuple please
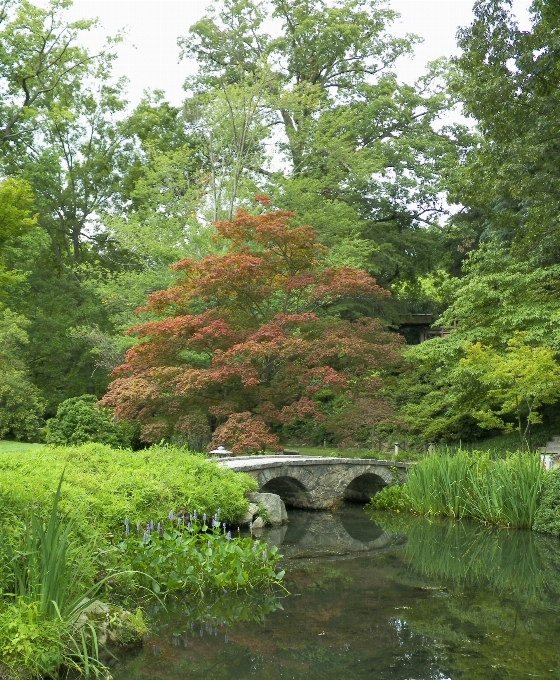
(3, 0, 560, 450)
(101, 206, 403, 451)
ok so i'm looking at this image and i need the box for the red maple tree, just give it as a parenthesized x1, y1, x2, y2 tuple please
(100, 207, 404, 453)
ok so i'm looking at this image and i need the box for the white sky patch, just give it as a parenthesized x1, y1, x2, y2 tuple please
(66, 0, 534, 108)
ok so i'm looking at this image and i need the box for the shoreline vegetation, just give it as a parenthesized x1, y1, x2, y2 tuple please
(0, 444, 284, 679)
(369, 450, 560, 534)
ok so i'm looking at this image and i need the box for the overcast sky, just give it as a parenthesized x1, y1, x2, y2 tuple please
(68, 0, 533, 107)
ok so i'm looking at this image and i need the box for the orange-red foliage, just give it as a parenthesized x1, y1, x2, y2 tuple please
(100, 207, 403, 451)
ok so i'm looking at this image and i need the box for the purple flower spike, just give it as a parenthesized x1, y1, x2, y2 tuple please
(217, 507, 221, 516)
(137, 523, 141, 532)
(193, 510, 198, 519)
(188, 522, 192, 531)
(226, 531, 232, 540)
(125, 516, 129, 526)
(143, 531, 149, 543)
(157, 522, 163, 535)
(149, 519, 154, 531)
(203, 513, 207, 522)
(222, 522, 226, 532)
(125, 524, 130, 536)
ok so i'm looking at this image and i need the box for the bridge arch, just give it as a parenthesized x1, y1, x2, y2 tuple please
(342, 471, 390, 504)
(260, 475, 312, 508)
(225, 456, 406, 510)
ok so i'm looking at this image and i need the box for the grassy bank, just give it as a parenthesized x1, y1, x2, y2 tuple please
(0, 443, 284, 678)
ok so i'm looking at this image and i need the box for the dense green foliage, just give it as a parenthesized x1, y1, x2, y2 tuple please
(121, 518, 284, 595)
(532, 468, 560, 536)
(45, 394, 134, 447)
(0, 443, 256, 536)
(0, 477, 135, 678)
(2, 0, 560, 452)
(368, 482, 412, 513)
(0, 446, 282, 677)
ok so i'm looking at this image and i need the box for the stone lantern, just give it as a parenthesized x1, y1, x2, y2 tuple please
(209, 445, 232, 458)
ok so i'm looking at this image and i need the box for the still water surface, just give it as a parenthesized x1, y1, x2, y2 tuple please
(113, 507, 560, 679)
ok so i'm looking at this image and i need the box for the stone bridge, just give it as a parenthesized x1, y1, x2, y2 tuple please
(219, 455, 409, 510)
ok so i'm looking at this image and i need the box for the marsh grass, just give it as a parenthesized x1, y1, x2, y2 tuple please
(0, 475, 112, 678)
(405, 451, 543, 528)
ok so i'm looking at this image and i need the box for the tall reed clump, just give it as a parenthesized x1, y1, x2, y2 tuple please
(405, 451, 544, 529)
(0, 475, 113, 679)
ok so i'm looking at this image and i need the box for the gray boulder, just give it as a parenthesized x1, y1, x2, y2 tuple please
(247, 492, 288, 526)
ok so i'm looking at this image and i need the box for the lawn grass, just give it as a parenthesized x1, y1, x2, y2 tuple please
(470, 426, 554, 456)
(0, 440, 45, 453)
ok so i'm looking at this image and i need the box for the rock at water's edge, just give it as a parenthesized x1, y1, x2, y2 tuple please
(247, 492, 288, 526)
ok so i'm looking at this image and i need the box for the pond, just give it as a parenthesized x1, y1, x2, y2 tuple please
(112, 506, 560, 679)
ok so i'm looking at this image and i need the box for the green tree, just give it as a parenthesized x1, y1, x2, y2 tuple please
(45, 394, 133, 447)
(459, 334, 560, 450)
(0, 177, 36, 294)
(0, 0, 103, 158)
(0, 309, 44, 440)
(394, 243, 560, 444)
(448, 0, 560, 259)
(181, 0, 458, 310)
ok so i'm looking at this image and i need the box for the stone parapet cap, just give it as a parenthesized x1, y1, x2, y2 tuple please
(214, 455, 410, 469)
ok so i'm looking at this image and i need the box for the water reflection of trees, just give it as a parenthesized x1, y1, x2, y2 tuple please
(371, 511, 560, 601)
(371, 512, 560, 679)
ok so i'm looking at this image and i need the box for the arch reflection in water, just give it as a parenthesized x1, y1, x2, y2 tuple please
(263, 505, 403, 558)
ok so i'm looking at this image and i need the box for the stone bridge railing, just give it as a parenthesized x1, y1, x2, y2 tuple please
(219, 455, 410, 510)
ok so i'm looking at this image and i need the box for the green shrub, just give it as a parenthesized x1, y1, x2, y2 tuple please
(0, 443, 257, 540)
(533, 468, 560, 535)
(45, 395, 133, 448)
(367, 484, 413, 512)
(0, 599, 67, 679)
